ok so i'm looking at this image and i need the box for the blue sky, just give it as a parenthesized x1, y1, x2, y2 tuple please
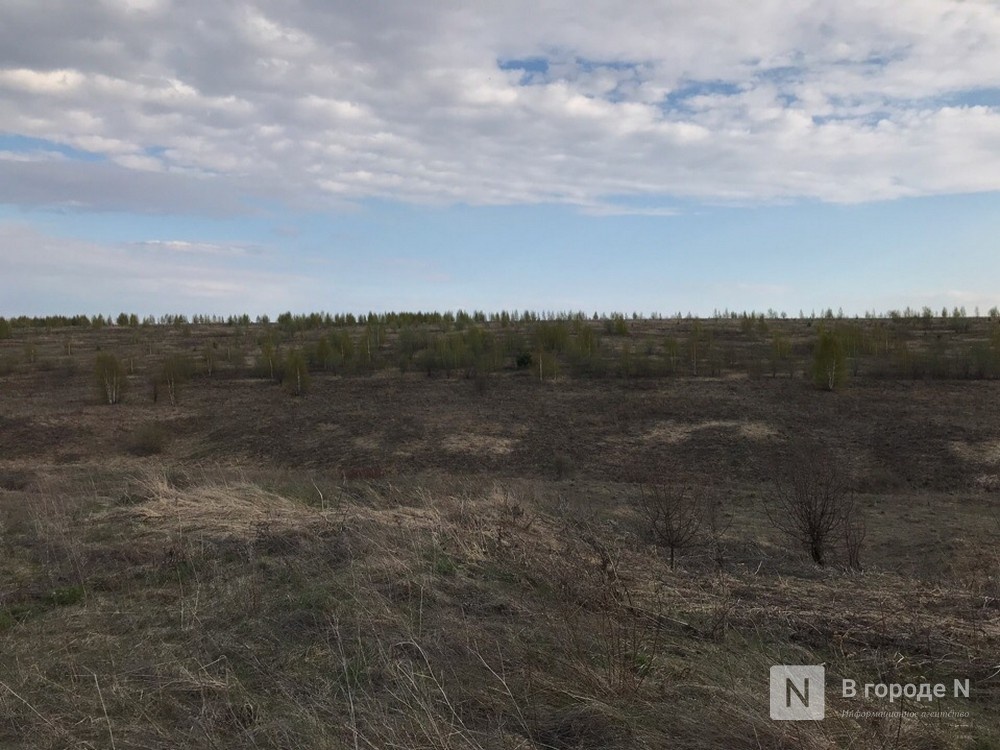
(1, 1, 999, 318)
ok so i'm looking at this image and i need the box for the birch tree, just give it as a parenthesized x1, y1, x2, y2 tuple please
(95, 353, 127, 404)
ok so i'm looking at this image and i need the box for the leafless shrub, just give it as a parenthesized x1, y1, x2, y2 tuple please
(699, 584, 739, 641)
(549, 523, 666, 700)
(635, 482, 703, 570)
(765, 452, 862, 567)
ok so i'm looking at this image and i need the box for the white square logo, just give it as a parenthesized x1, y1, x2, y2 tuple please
(770, 665, 825, 720)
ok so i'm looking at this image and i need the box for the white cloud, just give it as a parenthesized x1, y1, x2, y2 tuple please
(0, 67, 85, 94)
(0, 0, 998, 212)
(0, 158, 257, 214)
(0, 222, 302, 314)
(131, 239, 257, 256)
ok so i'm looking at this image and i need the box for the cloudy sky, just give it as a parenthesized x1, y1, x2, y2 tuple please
(2, 0, 999, 317)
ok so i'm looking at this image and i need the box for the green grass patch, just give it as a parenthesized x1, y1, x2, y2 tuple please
(48, 584, 85, 607)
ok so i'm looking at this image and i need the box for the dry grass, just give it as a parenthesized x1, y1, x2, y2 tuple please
(3, 468, 996, 748)
(441, 433, 518, 456)
(1, 321, 999, 748)
(114, 472, 321, 538)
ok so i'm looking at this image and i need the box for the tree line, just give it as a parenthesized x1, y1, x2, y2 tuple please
(3, 302, 999, 337)
(4, 310, 1000, 404)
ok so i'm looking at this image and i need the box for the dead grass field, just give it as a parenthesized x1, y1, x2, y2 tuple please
(0, 320, 998, 749)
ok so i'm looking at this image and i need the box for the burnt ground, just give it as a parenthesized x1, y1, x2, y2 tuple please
(0, 324, 998, 749)
(3, 366, 998, 488)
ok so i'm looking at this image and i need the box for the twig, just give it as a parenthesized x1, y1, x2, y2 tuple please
(0, 679, 65, 736)
(88, 670, 116, 750)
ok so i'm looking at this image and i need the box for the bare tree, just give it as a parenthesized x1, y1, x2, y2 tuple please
(636, 482, 703, 570)
(766, 454, 861, 566)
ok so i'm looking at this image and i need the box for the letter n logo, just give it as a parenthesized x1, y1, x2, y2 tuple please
(770, 665, 825, 720)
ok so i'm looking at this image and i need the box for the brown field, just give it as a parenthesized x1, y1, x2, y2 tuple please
(0, 317, 998, 749)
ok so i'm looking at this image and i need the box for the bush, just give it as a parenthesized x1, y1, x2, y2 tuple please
(765, 452, 861, 567)
(533, 321, 570, 352)
(635, 482, 703, 569)
(604, 314, 630, 336)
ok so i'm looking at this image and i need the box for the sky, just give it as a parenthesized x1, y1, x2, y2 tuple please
(1, 0, 1000, 318)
